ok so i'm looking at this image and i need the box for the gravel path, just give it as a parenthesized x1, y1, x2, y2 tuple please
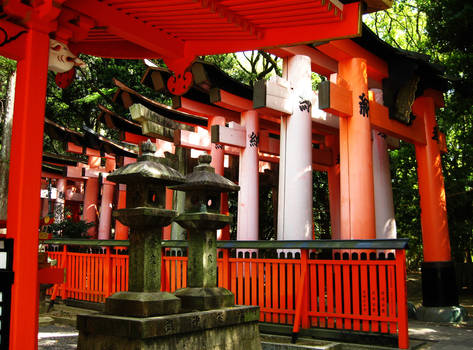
(38, 324, 78, 349)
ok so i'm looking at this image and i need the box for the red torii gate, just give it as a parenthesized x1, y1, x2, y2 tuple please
(0, 1, 387, 349)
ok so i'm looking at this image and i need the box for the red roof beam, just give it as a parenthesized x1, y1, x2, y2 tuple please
(173, 97, 240, 123)
(192, 0, 263, 38)
(316, 39, 389, 82)
(210, 89, 253, 113)
(187, 2, 360, 56)
(65, 0, 185, 59)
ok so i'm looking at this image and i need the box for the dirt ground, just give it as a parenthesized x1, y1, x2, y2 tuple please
(407, 272, 473, 317)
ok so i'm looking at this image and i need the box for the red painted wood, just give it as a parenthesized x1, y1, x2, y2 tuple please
(182, 260, 187, 289)
(334, 263, 343, 329)
(171, 257, 176, 292)
(326, 264, 334, 328)
(351, 262, 361, 331)
(378, 264, 388, 333)
(258, 262, 265, 321)
(360, 263, 370, 332)
(231, 261, 237, 304)
(318, 264, 326, 328)
(272, 262, 279, 323)
(287, 260, 294, 324)
(237, 260, 244, 305)
(98, 255, 103, 301)
(251, 261, 257, 307)
(388, 264, 397, 334)
(343, 263, 352, 329)
(396, 250, 409, 349)
(46, 246, 408, 346)
(369, 263, 380, 332)
(245, 260, 251, 305)
(265, 262, 272, 322)
(177, 259, 182, 290)
(279, 261, 287, 324)
(309, 262, 318, 327)
(7, 28, 49, 350)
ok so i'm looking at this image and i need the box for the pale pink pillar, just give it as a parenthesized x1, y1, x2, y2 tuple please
(41, 198, 49, 218)
(278, 55, 313, 241)
(210, 116, 225, 174)
(115, 184, 128, 240)
(209, 116, 227, 240)
(371, 89, 396, 241)
(237, 110, 259, 241)
(83, 156, 100, 238)
(115, 157, 134, 240)
(54, 178, 66, 223)
(98, 157, 116, 240)
(98, 179, 115, 240)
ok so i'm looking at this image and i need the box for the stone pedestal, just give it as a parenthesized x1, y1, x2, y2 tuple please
(77, 306, 262, 350)
(174, 212, 234, 311)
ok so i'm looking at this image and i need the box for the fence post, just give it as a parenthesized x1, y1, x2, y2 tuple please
(103, 247, 112, 299)
(301, 249, 310, 329)
(395, 249, 409, 349)
(61, 245, 67, 299)
(222, 248, 230, 290)
(292, 249, 309, 343)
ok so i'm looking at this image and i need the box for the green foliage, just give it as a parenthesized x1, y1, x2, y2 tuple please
(313, 171, 331, 239)
(364, 0, 430, 53)
(0, 56, 16, 140)
(48, 218, 94, 239)
(44, 57, 158, 154)
(366, 0, 473, 265)
(202, 50, 281, 86)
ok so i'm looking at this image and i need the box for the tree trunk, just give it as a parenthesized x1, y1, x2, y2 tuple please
(0, 71, 16, 222)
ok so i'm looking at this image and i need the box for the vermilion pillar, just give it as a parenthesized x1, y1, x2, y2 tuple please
(209, 116, 229, 240)
(338, 58, 376, 240)
(413, 96, 457, 306)
(278, 55, 313, 241)
(6, 28, 49, 350)
(237, 110, 259, 241)
(325, 134, 340, 240)
(115, 157, 134, 240)
(54, 178, 66, 222)
(98, 179, 115, 240)
(114, 184, 128, 240)
(83, 156, 100, 238)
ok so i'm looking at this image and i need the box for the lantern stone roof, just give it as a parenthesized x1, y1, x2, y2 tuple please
(171, 154, 239, 193)
(107, 140, 185, 185)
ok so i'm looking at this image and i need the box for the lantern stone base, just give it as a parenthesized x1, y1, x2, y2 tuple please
(105, 291, 181, 317)
(174, 287, 234, 311)
(77, 306, 262, 350)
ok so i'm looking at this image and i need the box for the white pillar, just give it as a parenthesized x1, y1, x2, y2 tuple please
(237, 110, 259, 241)
(54, 178, 66, 222)
(371, 89, 397, 240)
(278, 55, 313, 240)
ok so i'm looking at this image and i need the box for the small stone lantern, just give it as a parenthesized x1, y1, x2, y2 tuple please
(171, 154, 239, 311)
(105, 140, 185, 317)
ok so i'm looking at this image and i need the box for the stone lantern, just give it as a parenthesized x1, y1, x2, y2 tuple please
(171, 154, 239, 311)
(105, 140, 185, 317)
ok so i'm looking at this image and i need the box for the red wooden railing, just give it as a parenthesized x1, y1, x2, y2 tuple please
(45, 239, 409, 349)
